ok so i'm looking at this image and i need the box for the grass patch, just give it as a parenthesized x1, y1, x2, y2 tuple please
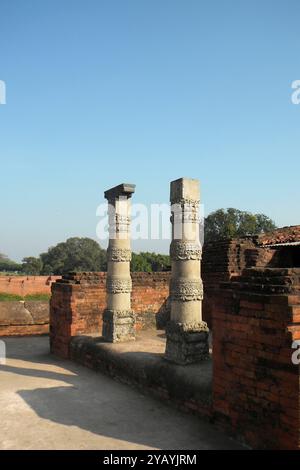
(25, 293, 50, 301)
(0, 293, 23, 301)
(0, 292, 50, 302)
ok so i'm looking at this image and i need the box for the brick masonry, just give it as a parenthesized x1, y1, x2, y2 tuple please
(50, 267, 300, 449)
(50, 272, 171, 358)
(212, 267, 300, 449)
(0, 300, 49, 336)
(202, 238, 275, 327)
(202, 226, 300, 328)
(0, 275, 60, 336)
(0, 275, 60, 296)
(0, 273, 170, 339)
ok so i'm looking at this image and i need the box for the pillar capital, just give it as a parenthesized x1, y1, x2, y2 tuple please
(170, 178, 200, 205)
(104, 183, 135, 202)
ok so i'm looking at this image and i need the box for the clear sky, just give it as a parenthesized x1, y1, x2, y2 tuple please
(1, 0, 300, 262)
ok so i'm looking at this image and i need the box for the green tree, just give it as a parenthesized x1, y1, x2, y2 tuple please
(22, 257, 43, 275)
(131, 252, 171, 272)
(204, 208, 276, 243)
(131, 253, 152, 272)
(0, 253, 22, 272)
(40, 237, 106, 275)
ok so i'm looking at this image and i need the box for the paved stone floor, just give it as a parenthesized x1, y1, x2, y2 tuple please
(0, 336, 244, 450)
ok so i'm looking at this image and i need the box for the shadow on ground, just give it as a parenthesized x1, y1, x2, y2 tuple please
(0, 336, 243, 450)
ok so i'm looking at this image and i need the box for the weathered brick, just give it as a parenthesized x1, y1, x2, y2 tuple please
(212, 267, 300, 450)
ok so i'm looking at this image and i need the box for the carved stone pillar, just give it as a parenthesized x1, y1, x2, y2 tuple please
(102, 183, 135, 342)
(165, 178, 209, 364)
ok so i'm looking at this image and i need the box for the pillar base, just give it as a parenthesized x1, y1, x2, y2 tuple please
(165, 321, 209, 365)
(102, 309, 135, 343)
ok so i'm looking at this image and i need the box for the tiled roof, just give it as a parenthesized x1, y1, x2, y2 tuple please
(257, 225, 300, 246)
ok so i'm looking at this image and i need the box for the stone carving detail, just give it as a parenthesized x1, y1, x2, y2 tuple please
(172, 212, 200, 224)
(170, 241, 202, 260)
(109, 215, 131, 233)
(182, 212, 200, 223)
(103, 309, 134, 320)
(171, 321, 209, 333)
(107, 248, 132, 262)
(102, 309, 135, 342)
(170, 278, 203, 301)
(170, 198, 200, 209)
(115, 214, 131, 224)
(106, 277, 132, 293)
(165, 320, 209, 364)
(171, 199, 200, 224)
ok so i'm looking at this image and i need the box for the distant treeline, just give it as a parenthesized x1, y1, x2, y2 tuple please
(1, 208, 276, 275)
(0, 238, 171, 275)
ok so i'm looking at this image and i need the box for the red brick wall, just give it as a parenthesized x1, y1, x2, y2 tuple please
(0, 275, 61, 296)
(212, 268, 300, 449)
(202, 238, 275, 327)
(50, 272, 170, 358)
(132, 273, 170, 330)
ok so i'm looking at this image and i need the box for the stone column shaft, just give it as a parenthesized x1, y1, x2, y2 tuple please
(165, 177, 209, 364)
(102, 183, 135, 342)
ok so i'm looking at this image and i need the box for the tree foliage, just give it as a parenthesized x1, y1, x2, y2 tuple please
(131, 252, 170, 272)
(22, 257, 43, 275)
(40, 237, 106, 275)
(0, 253, 22, 272)
(204, 208, 276, 243)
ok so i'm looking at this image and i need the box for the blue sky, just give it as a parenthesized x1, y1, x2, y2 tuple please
(0, 0, 300, 261)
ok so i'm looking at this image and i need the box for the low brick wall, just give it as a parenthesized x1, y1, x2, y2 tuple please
(0, 275, 59, 336)
(0, 275, 60, 296)
(50, 272, 171, 358)
(0, 301, 49, 336)
(70, 333, 212, 420)
(212, 268, 300, 449)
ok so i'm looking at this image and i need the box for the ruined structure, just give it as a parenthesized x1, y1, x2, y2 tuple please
(202, 225, 300, 327)
(49, 272, 170, 358)
(0, 275, 59, 337)
(212, 267, 300, 449)
(47, 184, 300, 450)
(165, 178, 209, 364)
(257, 225, 300, 267)
(102, 183, 136, 342)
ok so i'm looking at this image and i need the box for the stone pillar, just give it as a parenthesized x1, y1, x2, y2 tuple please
(102, 183, 136, 342)
(165, 177, 209, 365)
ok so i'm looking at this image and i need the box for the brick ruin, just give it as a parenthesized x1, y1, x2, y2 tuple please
(48, 220, 300, 449)
(0, 180, 298, 452)
(0, 273, 170, 338)
(206, 225, 300, 448)
(0, 275, 59, 336)
(0, 301, 50, 336)
(212, 267, 300, 449)
(50, 271, 170, 358)
(0, 275, 60, 296)
(202, 225, 300, 327)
